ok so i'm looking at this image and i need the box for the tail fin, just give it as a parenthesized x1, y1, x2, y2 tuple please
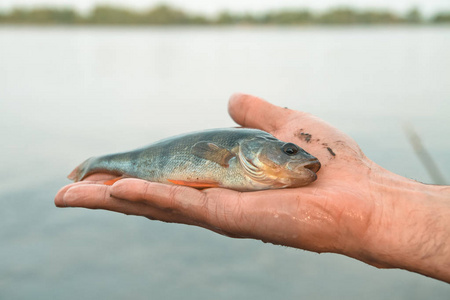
(67, 157, 94, 182)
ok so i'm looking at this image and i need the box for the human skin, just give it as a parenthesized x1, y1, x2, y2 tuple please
(55, 93, 450, 283)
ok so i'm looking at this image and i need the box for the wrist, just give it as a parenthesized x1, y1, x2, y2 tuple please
(361, 168, 450, 281)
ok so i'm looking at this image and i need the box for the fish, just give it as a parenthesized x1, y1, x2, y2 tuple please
(68, 128, 321, 191)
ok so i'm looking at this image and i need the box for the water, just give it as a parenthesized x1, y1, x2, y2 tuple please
(0, 26, 449, 299)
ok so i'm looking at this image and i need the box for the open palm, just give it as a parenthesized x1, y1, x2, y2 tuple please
(55, 93, 393, 264)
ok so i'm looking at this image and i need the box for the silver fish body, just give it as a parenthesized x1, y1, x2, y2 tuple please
(69, 128, 320, 191)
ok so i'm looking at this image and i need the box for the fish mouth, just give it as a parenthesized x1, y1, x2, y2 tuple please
(302, 159, 321, 174)
(290, 159, 321, 174)
(284, 159, 320, 187)
(288, 159, 321, 181)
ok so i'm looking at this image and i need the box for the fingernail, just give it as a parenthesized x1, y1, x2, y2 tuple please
(62, 187, 78, 207)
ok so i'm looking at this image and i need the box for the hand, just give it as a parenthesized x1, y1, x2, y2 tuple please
(55, 93, 450, 282)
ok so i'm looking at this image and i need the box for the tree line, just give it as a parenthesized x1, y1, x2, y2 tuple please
(0, 5, 449, 25)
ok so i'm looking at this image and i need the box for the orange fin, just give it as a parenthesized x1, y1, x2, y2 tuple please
(104, 177, 123, 186)
(167, 179, 220, 188)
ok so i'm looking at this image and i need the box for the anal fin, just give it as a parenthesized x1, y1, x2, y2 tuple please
(104, 177, 123, 186)
(167, 179, 220, 189)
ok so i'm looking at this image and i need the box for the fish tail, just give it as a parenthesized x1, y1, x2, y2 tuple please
(67, 153, 132, 182)
(67, 157, 95, 182)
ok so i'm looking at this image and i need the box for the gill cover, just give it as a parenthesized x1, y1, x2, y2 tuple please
(238, 137, 284, 184)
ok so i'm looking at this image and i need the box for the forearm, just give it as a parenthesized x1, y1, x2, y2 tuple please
(362, 171, 450, 282)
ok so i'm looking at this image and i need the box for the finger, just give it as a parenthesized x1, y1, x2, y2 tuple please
(71, 180, 245, 236)
(228, 93, 297, 132)
(61, 183, 169, 219)
(55, 172, 119, 207)
(55, 181, 107, 207)
(111, 179, 248, 236)
(110, 179, 206, 211)
(62, 184, 118, 209)
(113, 179, 243, 228)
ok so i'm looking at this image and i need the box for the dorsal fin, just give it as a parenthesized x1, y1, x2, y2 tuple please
(192, 141, 234, 167)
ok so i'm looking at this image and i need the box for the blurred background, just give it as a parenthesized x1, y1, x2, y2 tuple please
(1, 0, 449, 299)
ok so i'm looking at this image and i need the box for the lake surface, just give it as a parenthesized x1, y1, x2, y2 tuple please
(0, 26, 449, 299)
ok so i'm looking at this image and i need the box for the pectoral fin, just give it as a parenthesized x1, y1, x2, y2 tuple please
(192, 141, 235, 167)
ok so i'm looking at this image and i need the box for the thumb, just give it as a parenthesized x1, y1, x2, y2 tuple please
(228, 93, 295, 132)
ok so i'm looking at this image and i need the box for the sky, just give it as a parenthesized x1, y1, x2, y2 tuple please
(0, 0, 449, 15)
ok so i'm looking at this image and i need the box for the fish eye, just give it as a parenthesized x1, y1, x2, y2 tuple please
(282, 143, 299, 155)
